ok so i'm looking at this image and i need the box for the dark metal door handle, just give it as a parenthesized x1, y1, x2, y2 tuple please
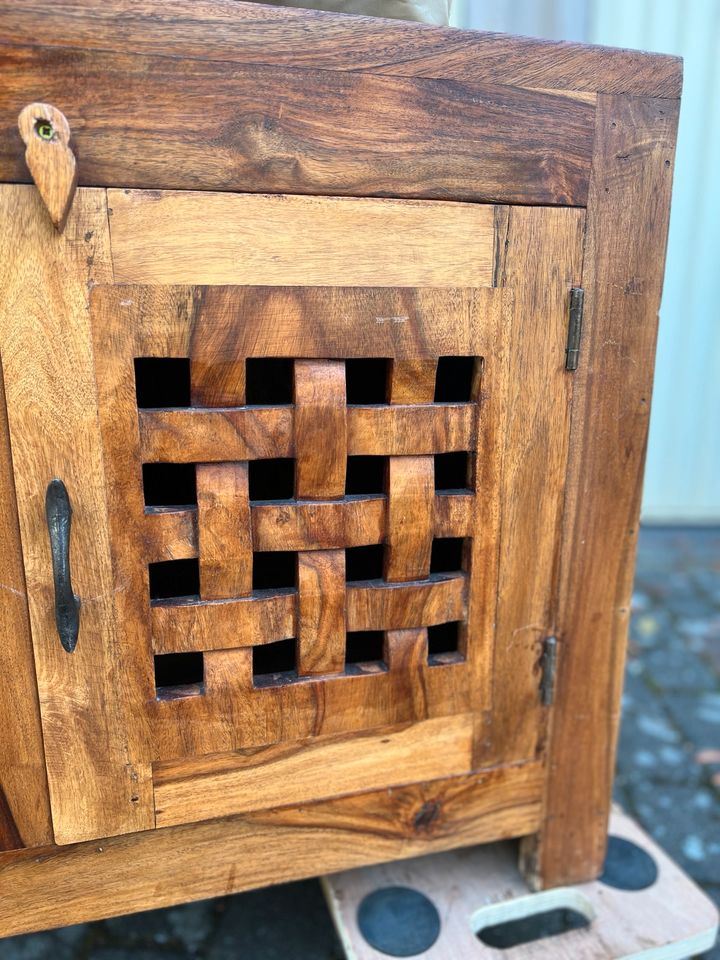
(45, 479, 80, 653)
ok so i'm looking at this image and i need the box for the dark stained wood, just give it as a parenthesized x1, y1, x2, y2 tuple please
(526, 95, 681, 889)
(0, 45, 594, 206)
(0, 0, 682, 97)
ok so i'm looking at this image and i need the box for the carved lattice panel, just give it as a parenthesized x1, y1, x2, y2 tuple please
(91, 285, 509, 763)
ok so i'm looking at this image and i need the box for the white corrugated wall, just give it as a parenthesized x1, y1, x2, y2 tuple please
(452, 0, 720, 523)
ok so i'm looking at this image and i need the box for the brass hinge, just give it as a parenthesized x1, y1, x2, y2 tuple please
(565, 287, 585, 371)
(540, 636, 558, 706)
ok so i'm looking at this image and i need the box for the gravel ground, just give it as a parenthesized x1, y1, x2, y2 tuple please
(2, 526, 718, 959)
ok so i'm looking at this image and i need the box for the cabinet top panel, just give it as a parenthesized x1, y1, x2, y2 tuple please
(0, 0, 682, 97)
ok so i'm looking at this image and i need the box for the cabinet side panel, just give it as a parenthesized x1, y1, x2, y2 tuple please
(529, 95, 680, 887)
(0, 363, 53, 849)
(0, 185, 154, 844)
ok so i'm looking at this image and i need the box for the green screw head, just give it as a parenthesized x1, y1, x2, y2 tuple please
(35, 119, 55, 141)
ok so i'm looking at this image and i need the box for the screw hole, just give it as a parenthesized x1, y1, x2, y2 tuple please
(34, 118, 55, 141)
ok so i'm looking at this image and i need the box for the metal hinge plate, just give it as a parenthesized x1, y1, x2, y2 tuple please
(540, 636, 558, 706)
(565, 287, 584, 371)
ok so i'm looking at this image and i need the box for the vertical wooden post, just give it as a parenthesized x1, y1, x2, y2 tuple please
(525, 94, 680, 888)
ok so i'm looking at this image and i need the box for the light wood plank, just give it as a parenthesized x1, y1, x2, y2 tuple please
(109, 191, 495, 287)
(154, 714, 473, 827)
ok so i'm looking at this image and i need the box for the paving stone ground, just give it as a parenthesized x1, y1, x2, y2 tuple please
(3, 527, 718, 958)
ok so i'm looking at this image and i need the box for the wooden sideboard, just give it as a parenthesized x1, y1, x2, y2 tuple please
(0, 0, 680, 936)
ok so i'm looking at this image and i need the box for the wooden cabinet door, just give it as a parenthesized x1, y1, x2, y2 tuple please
(0, 186, 583, 844)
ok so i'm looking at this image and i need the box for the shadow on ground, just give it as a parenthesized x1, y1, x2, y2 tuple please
(2, 526, 718, 958)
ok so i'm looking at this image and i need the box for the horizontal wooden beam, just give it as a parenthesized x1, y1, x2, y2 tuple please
(108, 190, 496, 288)
(139, 404, 476, 462)
(153, 714, 474, 826)
(143, 492, 474, 561)
(1, 45, 594, 205)
(0, 0, 682, 97)
(151, 575, 466, 653)
(0, 761, 543, 938)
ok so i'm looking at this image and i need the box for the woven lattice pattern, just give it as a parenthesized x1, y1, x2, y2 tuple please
(139, 356, 480, 694)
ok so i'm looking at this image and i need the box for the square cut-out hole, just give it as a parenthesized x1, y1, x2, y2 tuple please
(434, 356, 477, 403)
(253, 551, 297, 591)
(248, 458, 295, 501)
(346, 456, 386, 496)
(154, 652, 204, 698)
(135, 357, 191, 408)
(428, 621, 463, 664)
(345, 359, 389, 404)
(143, 463, 197, 508)
(253, 637, 297, 686)
(149, 558, 200, 601)
(345, 631, 386, 668)
(434, 452, 472, 492)
(246, 358, 294, 405)
(430, 537, 466, 574)
(346, 545, 384, 582)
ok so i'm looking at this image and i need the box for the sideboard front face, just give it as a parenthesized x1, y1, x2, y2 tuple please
(0, 0, 681, 931)
(0, 186, 583, 845)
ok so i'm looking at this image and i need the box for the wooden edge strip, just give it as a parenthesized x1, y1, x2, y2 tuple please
(0, 0, 682, 97)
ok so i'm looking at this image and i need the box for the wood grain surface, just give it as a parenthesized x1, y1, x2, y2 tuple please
(483, 206, 585, 767)
(1, 45, 594, 205)
(0, 0, 682, 96)
(526, 95, 681, 888)
(108, 191, 496, 287)
(0, 760, 543, 937)
(0, 364, 53, 850)
(0, 184, 154, 845)
(153, 714, 474, 826)
(87, 271, 508, 763)
(143, 494, 473, 562)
